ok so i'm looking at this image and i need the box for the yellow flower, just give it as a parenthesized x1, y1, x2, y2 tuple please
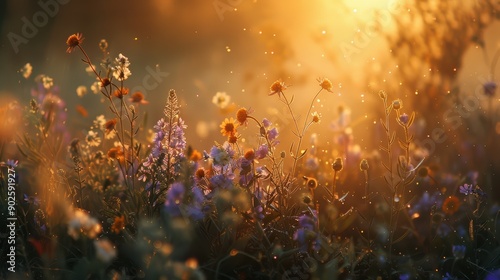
(111, 215, 125, 234)
(317, 77, 333, 92)
(220, 118, 238, 137)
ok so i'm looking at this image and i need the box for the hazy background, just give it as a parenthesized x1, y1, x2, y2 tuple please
(1, 0, 499, 152)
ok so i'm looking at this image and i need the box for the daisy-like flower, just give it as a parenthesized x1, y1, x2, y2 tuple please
(236, 107, 249, 125)
(76, 85, 87, 97)
(42, 75, 54, 90)
(317, 77, 333, 92)
(220, 117, 238, 137)
(19, 63, 32, 79)
(66, 33, 83, 53)
(212, 91, 231, 109)
(129, 91, 149, 104)
(442, 196, 460, 215)
(90, 81, 100, 94)
(113, 88, 129, 99)
(86, 131, 101, 147)
(67, 208, 101, 239)
(104, 119, 117, 135)
(269, 80, 287, 97)
(111, 215, 125, 234)
(112, 53, 131, 81)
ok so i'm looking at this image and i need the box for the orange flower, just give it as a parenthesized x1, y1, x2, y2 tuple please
(100, 78, 111, 88)
(220, 118, 238, 137)
(111, 215, 125, 234)
(107, 147, 124, 159)
(236, 108, 248, 125)
(113, 88, 129, 99)
(66, 33, 84, 53)
(195, 168, 206, 180)
(269, 80, 287, 97)
(317, 77, 333, 92)
(244, 149, 255, 161)
(105, 119, 117, 134)
(228, 134, 239, 144)
(190, 149, 202, 161)
(129, 91, 149, 104)
(442, 196, 461, 215)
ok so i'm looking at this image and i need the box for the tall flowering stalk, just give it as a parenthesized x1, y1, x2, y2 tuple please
(139, 90, 187, 205)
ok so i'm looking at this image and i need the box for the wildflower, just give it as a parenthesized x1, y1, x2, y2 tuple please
(267, 127, 279, 142)
(360, 159, 369, 171)
(269, 80, 287, 97)
(112, 53, 131, 81)
(332, 157, 343, 172)
(452, 245, 466, 259)
(236, 107, 249, 125)
(107, 147, 124, 159)
(66, 33, 83, 53)
(76, 105, 88, 117)
(190, 149, 202, 161)
(104, 119, 117, 134)
(220, 118, 238, 137)
(99, 39, 108, 52)
(212, 91, 230, 109)
(165, 182, 185, 211)
(86, 131, 101, 147)
(255, 144, 269, 159)
(210, 174, 233, 189)
(317, 77, 333, 92)
(483, 81, 497, 97)
(113, 88, 129, 99)
(42, 75, 54, 90)
(399, 113, 409, 125)
(19, 63, 32, 79)
(94, 239, 117, 263)
(210, 143, 234, 166)
(76, 85, 87, 97)
(392, 99, 402, 110)
(262, 118, 272, 128)
(111, 215, 125, 234)
(100, 78, 111, 88)
(442, 196, 461, 215)
(311, 112, 321, 123)
(67, 208, 102, 239)
(129, 91, 149, 104)
(195, 168, 206, 180)
(459, 183, 474, 195)
(244, 149, 255, 161)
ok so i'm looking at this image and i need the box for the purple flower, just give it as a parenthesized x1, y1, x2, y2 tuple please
(262, 118, 271, 128)
(399, 113, 409, 125)
(255, 144, 269, 159)
(298, 214, 315, 230)
(210, 174, 233, 189)
(483, 81, 497, 97)
(267, 127, 279, 142)
(459, 184, 474, 195)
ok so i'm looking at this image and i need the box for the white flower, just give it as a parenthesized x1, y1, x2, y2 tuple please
(94, 239, 117, 262)
(20, 63, 32, 79)
(90, 81, 100, 94)
(112, 53, 131, 81)
(76, 85, 87, 97)
(86, 130, 101, 147)
(212, 91, 230, 109)
(42, 75, 54, 89)
(93, 115, 106, 130)
(67, 208, 102, 240)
